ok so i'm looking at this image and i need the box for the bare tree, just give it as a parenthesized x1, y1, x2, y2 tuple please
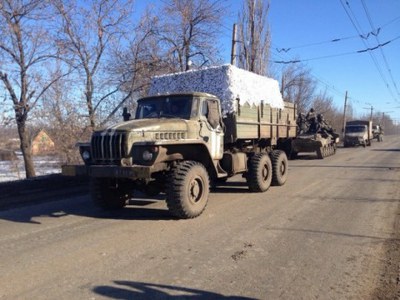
(281, 64, 316, 113)
(0, 1, 61, 178)
(100, 8, 168, 125)
(53, 0, 134, 130)
(32, 67, 90, 164)
(156, 0, 225, 72)
(237, 0, 271, 75)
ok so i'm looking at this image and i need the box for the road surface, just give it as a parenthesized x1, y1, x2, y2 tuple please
(0, 136, 399, 299)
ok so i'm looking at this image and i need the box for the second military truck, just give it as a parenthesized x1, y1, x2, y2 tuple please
(344, 120, 372, 147)
(62, 65, 297, 218)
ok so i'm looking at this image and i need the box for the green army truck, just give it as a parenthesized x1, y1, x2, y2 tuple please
(62, 65, 297, 218)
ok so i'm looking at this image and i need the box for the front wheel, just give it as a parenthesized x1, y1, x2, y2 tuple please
(247, 153, 272, 192)
(90, 178, 129, 210)
(166, 161, 210, 219)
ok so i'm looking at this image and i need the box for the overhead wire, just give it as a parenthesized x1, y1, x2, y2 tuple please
(361, 0, 400, 101)
(340, 0, 399, 104)
(275, 14, 400, 53)
(272, 35, 399, 64)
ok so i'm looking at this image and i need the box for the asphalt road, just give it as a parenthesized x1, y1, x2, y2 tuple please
(1, 136, 399, 299)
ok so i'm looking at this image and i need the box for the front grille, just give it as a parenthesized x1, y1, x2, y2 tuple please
(91, 132, 126, 163)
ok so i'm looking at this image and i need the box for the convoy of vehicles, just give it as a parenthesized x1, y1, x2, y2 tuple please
(344, 120, 373, 147)
(61, 64, 382, 218)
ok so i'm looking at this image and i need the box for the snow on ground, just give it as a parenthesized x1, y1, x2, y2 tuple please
(0, 154, 62, 182)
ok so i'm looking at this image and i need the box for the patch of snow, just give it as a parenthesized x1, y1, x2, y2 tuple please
(0, 154, 62, 182)
(149, 64, 284, 116)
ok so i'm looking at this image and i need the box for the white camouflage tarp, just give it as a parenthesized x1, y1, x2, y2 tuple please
(149, 64, 284, 115)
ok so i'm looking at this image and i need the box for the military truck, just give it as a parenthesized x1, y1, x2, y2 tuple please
(62, 65, 297, 219)
(372, 124, 383, 142)
(344, 120, 372, 147)
(289, 110, 339, 159)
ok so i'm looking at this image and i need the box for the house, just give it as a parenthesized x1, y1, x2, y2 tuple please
(31, 129, 55, 155)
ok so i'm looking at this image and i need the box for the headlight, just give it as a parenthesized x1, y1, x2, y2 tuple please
(82, 150, 91, 161)
(142, 150, 153, 161)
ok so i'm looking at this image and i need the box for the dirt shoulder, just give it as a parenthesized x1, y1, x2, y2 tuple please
(371, 199, 400, 299)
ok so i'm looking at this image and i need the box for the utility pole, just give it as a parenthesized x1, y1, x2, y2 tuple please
(231, 23, 237, 66)
(280, 74, 285, 98)
(369, 106, 373, 121)
(363, 104, 373, 121)
(342, 91, 348, 135)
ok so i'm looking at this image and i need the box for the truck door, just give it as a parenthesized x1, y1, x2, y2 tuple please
(200, 99, 224, 160)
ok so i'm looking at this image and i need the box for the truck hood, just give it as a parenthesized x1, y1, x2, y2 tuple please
(97, 118, 189, 133)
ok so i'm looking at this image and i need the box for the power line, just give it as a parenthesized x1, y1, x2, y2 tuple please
(272, 35, 399, 64)
(340, 0, 400, 104)
(275, 14, 400, 53)
(270, 46, 371, 107)
(361, 0, 400, 100)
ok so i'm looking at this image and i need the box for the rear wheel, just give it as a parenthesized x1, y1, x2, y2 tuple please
(270, 150, 288, 186)
(247, 153, 272, 192)
(91, 178, 129, 210)
(166, 161, 210, 219)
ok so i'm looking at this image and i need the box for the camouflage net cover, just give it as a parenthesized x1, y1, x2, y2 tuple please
(149, 64, 284, 116)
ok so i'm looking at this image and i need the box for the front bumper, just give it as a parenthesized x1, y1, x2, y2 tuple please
(344, 137, 364, 146)
(61, 164, 155, 179)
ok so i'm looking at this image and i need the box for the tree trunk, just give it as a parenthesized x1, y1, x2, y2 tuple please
(17, 120, 36, 178)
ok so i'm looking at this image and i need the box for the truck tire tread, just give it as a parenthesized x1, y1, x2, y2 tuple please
(90, 178, 128, 210)
(270, 150, 288, 186)
(247, 153, 272, 192)
(166, 161, 209, 219)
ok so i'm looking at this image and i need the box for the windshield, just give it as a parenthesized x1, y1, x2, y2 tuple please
(346, 125, 366, 133)
(135, 96, 193, 120)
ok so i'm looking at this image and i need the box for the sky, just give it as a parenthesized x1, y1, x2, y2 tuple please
(217, 0, 400, 122)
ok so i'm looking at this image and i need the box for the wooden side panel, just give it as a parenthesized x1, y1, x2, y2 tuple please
(236, 102, 259, 139)
(223, 100, 297, 142)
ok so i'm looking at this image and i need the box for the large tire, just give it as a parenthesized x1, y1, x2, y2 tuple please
(166, 161, 210, 219)
(270, 150, 288, 186)
(91, 178, 129, 210)
(247, 153, 272, 192)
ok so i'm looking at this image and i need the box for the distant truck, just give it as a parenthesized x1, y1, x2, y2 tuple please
(62, 65, 297, 219)
(372, 124, 383, 142)
(344, 120, 372, 147)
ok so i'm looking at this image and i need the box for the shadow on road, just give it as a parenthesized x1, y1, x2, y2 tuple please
(0, 180, 252, 224)
(371, 148, 400, 152)
(290, 164, 400, 170)
(0, 192, 177, 224)
(93, 280, 255, 300)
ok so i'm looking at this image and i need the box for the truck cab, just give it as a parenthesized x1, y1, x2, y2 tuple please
(344, 124, 369, 147)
